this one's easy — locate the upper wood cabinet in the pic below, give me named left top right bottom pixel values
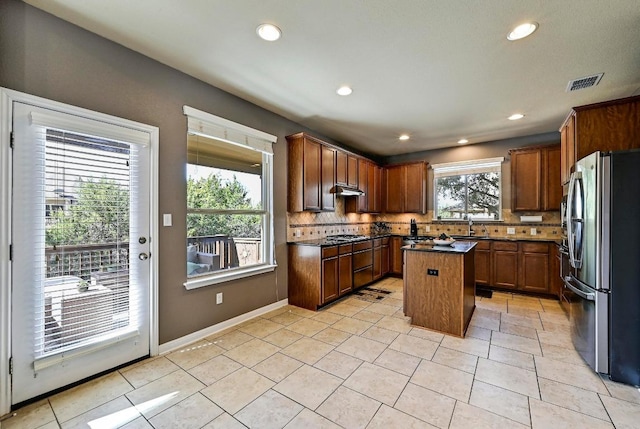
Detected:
left=384, top=161, right=428, bottom=213
left=287, top=133, right=335, bottom=212
left=346, top=158, right=382, bottom=213
left=510, top=144, right=561, bottom=212
left=336, top=150, right=358, bottom=188
left=560, top=95, right=640, bottom=185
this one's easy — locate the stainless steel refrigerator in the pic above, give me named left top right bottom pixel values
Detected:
left=566, top=149, right=640, bottom=385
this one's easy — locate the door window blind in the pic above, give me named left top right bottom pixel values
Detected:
left=26, top=127, right=141, bottom=358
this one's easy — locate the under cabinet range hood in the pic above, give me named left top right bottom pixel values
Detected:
left=330, top=185, right=364, bottom=196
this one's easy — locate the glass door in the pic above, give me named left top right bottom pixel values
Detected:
left=11, top=102, right=151, bottom=405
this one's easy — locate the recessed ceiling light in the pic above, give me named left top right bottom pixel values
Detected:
left=507, top=22, right=538, bottom=41
left=458, top=139, right=469, bottom=144
left=256, top=24, right=281, bottom=41
left=399, top=134, right=410, bottom=141
left=336, top=86, right=353, bottom=96
left=508, top=113, right=525, bottom=120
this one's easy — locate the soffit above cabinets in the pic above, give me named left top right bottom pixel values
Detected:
left=24, top=0, right=640, bottom=156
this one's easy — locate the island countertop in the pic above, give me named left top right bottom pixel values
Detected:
left=402, top=241, right=477, bottom=254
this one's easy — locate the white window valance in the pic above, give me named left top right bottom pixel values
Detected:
left=183, top=106, right=276, bottom=154
left=431, top=157, right=504, bottom=178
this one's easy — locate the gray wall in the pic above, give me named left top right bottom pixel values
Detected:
left=0, top=0, right=333, bottom=344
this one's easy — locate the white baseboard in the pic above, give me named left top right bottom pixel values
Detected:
left=158, top=298, right=289, bottom=355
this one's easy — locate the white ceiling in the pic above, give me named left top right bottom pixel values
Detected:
left=25, top=0, right=640, bottom=156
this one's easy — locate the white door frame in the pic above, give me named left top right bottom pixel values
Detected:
left=0, top=88, right=159, bottom=415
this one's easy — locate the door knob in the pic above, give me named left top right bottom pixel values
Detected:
left=139, top=253, right=149, bottom=260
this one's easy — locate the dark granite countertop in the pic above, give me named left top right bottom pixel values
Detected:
left=287, top=234, right=559, bottom=247
left=402, top=241, right=477, bottom=254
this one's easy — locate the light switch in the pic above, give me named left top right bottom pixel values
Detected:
left=163, top=213, right=172, bottom=227
left=530, top=228, right=537, bottom=236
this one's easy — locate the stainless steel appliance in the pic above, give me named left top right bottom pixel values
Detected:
left=566, top=150, right=640, bottom=385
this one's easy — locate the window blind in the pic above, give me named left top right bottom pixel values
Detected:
left=432, top=157, right=504, bottom=178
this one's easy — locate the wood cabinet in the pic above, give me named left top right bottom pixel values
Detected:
left=492, top=241, right=519, bottom=290
left=289, top=244, right=353, bottom=310
left=510, top=144, right=561, bottom=212
left=336, top=150, right=358, bottom=188
left=384, top=162, right=428, bottom=213
left=404, top=247, right=475, bottom=337
left=287, top=133, right=335, bottom=212
left=381, top=238, right=390, bottom=277
left=346, top=159, right=382, bottom=213
left=338, top=244, right=353, bottom=295
left=321, top=145, right=336, bottom=211
left=473, top=240, right=492, bottom=287
left=321, top=254, right=339, bottom=303
left=472, top=239, right=558, bottom=296
left=352, top=240, right=373, bottom=288
left=560, top=95, right=640, bottom=185
left=372, top=237, right=390, bottom=280
left=519, top=242, right=549, bottom=293
left=390, top=236, right=404, bottom=275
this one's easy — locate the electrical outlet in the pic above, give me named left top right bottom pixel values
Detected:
left=507, top=227, right=516, bottom=234
left=216, top=293, right=223, bottom=304
left=530, top=228, right=537, bottom=236
left=295, top=229, right=301, bottom=237
left=427, top=269, right=439, bottom=276
left=425, top=225, right=430, bottom=232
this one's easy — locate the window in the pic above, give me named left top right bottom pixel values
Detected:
left=183, top=106, right=276, bottom=289
left=433, top=157, right=504, bottom=221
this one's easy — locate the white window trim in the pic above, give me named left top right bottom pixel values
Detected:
left=0, top=87, right=160, bottom=415
left=432, top=157, right=504, bottom=221
left=183, top=106, right=277, bottom=290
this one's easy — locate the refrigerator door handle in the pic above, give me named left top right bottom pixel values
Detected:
left=567, top=171, right=584, bottom=269
left=567, top=172, right=577, bottom=265
left=564, top=276, right=596, bottom=301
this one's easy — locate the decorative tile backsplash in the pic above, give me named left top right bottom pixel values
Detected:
left=287, top=199, right=562, bottom=241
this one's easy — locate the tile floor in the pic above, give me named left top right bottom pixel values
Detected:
left=4, top=277, right=640, bottom=429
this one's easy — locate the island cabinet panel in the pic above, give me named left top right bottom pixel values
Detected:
left=404, top=246, right=475, bottom=337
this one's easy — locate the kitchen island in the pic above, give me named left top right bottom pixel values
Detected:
left=403, top=241, right=476, bottom=337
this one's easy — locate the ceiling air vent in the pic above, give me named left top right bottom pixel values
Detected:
left=566, top=73, right=604, bottom=92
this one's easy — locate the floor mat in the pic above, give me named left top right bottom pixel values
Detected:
left=352, top=286, right=392, bottom=302
left=476, top=288, right=493, bottom=298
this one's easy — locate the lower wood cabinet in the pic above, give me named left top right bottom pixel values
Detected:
left=390, top=236, right=403, bottom=275
left=321, top=256, right=339, bottom=303
left=493, top=242, right=519, bottom=290
left=338, top=247, right=353, bottom=295
left=473, top=240, right=491, bottom=286
left=519, top=242, right=549, bottom=293
left=373, top=237, right=390, bottom=280
left=472, top=239, right=558, bottom=296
